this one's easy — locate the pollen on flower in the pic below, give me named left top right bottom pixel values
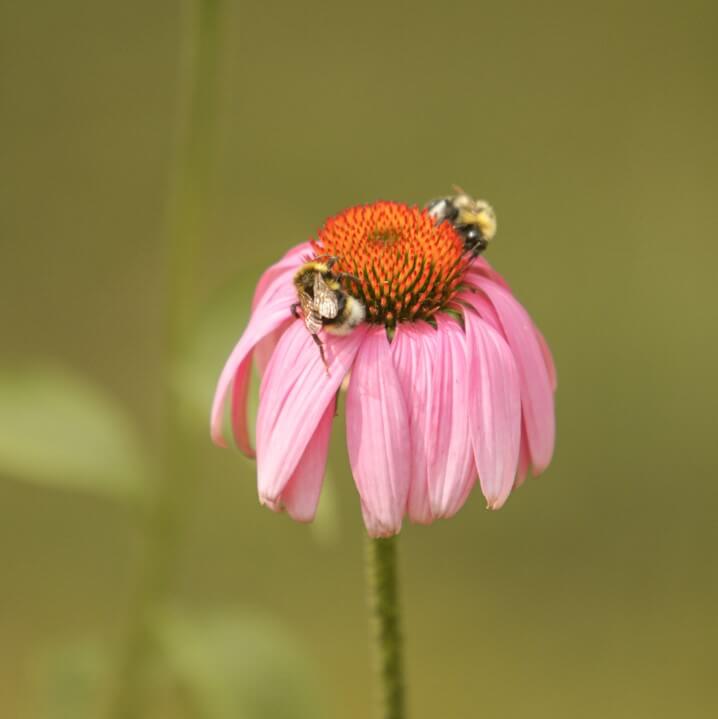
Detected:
left=311, top=201, right=469, bottom=327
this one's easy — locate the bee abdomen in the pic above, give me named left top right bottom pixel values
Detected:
left=324, top=296, right=366, bottom=336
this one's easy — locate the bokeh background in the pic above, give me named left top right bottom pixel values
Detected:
left=2, top=1, right=717, bottom=717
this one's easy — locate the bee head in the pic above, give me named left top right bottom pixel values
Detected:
left=294, top=261, right=331, bottom=293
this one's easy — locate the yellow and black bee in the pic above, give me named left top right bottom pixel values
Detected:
left=426, top=186, right=497, bottom=257
left=291, top=257, right=366, bottom=371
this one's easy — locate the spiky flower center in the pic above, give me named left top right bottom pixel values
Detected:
left=312, top=201, right=468, bottom=327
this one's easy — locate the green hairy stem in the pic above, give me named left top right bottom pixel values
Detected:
left=366, top=536, right=406, bottom=719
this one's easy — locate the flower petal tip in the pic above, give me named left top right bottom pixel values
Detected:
left=211, top=433, right=228, bottom=449
left=259, top=493, right=281, bottom=512
left=260, top=494, right=316, bottom=522
left=407, top=515, right=434, bottom=527
left=362, top=503, right=403, bottom=538
left=367, top=525, right=402, bottom=539
left=486, top=496, right=508, bottom=511
left=285, top=508, right=316, bottom=524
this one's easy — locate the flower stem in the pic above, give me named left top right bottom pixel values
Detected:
left=109, top=2, right=223, bottom=718
left=366, top=536, right=406, bottom=719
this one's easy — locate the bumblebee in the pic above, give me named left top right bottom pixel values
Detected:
left=426, top=186, right=497, bottom=257
left=291, top=257, right=366, bottom=371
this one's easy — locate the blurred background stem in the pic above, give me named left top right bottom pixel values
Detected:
left=109, top=1, right=224, bottom=717
left=366, top=536, right=406, bottom=719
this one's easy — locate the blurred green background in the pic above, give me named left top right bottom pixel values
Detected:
left=2, top=0, right=717, bottom=717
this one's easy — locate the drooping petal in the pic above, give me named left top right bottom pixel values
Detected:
left=535, top=326, right=558, bottom=392
left=251, top=242, right=311, bottom=311
left=253, top=320, right=292, bottom=376
left=469, top=278, right=555, bottom=473
left=426, top=315, right=477, bottom=518
left=273, top=399, right=335, bottom=522
left=256, top=321, right=367, bottom=504
left=210, top=282, right=297, bottom=452
left=230, top=319, right=292, bottom=454
left=463, top=307, right=522, bottom=509
left=392, top=318, right=477, bottom=522
left=391, top=323, right=437, bottom=524
left=514, top=425, right=531, bottom=489
left=346, top=327, right=411, bottom=537
left=459, top=286, right=556, bottom=481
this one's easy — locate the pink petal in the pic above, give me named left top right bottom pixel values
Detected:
left=253, top=320, right=291, bottom=376
left=346, top=327, right=411, bottom=537
left=463, top=307, right=522, bottom=510
left=459, top=287, right=555, bottom=481
left=257, top=321, right=367, bottom=503
left=391, top=323, right=437, bottom=524
left=272, top=400, right=335, bottom=522
left=251, top=243, right=311, bottom=311
left=514, top=425, right=531, bottom=489
left=392, top=319, right=477, bottom=522
left=426, top=315, right=477, bottom=518
left=464, top=257, right=511, bottom=291
left=454, top=288, right=501, bottom=333
left=469, top=278, right=555, bottom=474
left=210, top=281, right=297, bottom=452
left=535, top=326, right=558, bottom=392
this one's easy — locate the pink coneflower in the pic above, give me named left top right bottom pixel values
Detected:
left=211, top=201, right=556, bottom=537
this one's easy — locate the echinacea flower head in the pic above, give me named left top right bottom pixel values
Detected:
left=211, top=201, right=556, bottom=537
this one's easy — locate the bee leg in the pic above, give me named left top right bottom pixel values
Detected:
left=290, top=302, right=301, bottom=319
left=311, top=332, right=330, bottom=375
left=467, top=235, right=488, bottom=256
left=471, top=239, right=488, bottom=256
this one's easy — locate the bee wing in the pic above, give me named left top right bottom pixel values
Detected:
left=313, top=273, right=339, bottom=319
left=299, top=290, right=323, bottom=334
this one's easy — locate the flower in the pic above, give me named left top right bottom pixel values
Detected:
left=211, top=201, right=556, bottom=537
